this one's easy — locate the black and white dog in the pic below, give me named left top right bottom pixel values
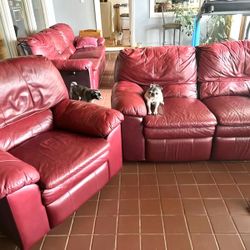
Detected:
left=144, top=83, right=164, bottom=115
left=69, top=82, right=103, bottom=102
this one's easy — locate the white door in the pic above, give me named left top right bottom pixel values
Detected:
left=94, top=0, right=135, bottom=47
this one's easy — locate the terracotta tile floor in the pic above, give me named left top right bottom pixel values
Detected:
left=1, top=52, right=250, bottom=250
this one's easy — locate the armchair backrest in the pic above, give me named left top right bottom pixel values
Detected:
left=114, top=46, right=197, bottom=98
left=0, top=56, right=68, bottom=151
left=197, top=40, right=250, bottom=99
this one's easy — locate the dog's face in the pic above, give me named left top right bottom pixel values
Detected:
left=90, top=90, right=102, bottom=100
left=145, top=84, right=163, bottom=100
left=144, top=83, right=164, bottom=115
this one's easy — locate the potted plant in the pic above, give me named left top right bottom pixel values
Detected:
left=172, top=3, right=198, bottom=37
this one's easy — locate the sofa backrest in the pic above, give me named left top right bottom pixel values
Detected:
left=114, top=46, right=197, bottom=98
left=197, top=40, right=250, bottom=99
left=0, top=56, right=68, bottom=151
left=50, top=23, right=75, bottom=44
left=22, top=23, right=76, bottom=60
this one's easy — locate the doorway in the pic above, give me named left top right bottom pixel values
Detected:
left=95, top=0, right=135, bottom=49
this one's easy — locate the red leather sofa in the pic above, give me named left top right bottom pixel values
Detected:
left=18, top=23, right=106, bottom=89
left=112, top=40, right=250, bottom=161
left=0, top=56, right=123, bottom=249
left=197, top=40, right=250, bottom=160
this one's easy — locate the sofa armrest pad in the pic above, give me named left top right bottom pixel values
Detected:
left=112, top=81, right=147, bottom=117
left=52, top=59, right=92, bottom=71
left=97, top=37, right=105, bottom=46
left=53, top=99, right=124, bottom=137
left=0, top=151, right=40, bottom=199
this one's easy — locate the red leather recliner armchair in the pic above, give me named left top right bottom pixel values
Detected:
left=0, top=56, right=123, bottom=249
left=18, top=23, right=106, bottom=89
left=112, top=46, right=217, bottom=161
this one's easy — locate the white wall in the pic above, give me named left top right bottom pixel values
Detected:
left=52, top=0, right=96, bottom=35
left=134, top=0, right=192, bottom=46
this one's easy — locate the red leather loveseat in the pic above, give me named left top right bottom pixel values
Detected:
left=18, top=23, right=106, bottom=89
left=112, top=40, right=250, bottom=161
left=0, top=56, right=123, bottom=249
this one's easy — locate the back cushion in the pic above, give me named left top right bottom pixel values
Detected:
left=197, top=40, right=250, bottom=99
left=50, top=23, right=75, bottom=44
left=26, top=29, right=59, bottom=59
left=50, top=23, right=76, bottom=53
left=115, top=46, right=197, bottom=98
left=0, top=56, right=68, bottom=150
left=26, top=24, right=76, bottom=59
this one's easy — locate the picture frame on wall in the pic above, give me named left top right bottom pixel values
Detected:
left=150, top=0, right=201, bottom=18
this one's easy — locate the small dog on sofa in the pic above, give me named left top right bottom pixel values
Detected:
left=69, top=82, right=103, bottom=102
left=144, top=83, right=164, bottom=115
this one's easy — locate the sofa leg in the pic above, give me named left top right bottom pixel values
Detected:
left=0, top=185, right=50, bottom=250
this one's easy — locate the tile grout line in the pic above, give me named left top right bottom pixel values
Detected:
left=38, top=235, right=46, bottom=250
left=155, top=162, right=168, bottom=250
left=114, top=173, right=121, bottom=250
left=210, top=165, right=247, bottom=250
left=137, top=162, right=142, bottom=250
left=64, top=211, right=76, bottom=250
left=173, top=162, right=194, bottom=250
left=89, top=192, right=101, bottom=250
left=195, top=161, right=220, bottom=250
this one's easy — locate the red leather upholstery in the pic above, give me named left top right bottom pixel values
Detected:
left=146, top=138, right=213, bottom=161
left=143, top=98, right=216, bottom=129
left=0, top=185, right=50, bottom=250
left=0, top=151, right=39, bottom=199
left=197, top=40, right=250, bottom=160
left=203, top=96, right=250, bottom=126
left=112, top=46, right=216, bottom=161
left=17, top=23, right=106, bottom=89
left=0, top=110, right=53, bottom=151
left=53, top=99, right=124, bottom=137
left=115, top=46, right=197, bottom=87
left=197, top=40, right=250, bottom=99
left=9, top=131, right=109, bottom=190
left=0, top=56, right=123, bottom=249
left=112, top=81, right=147, bottom=117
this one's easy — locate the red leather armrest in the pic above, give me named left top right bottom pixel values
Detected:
left=52, top=59, right=93, bottom=71
left=0, top=151, right=40, bottom=199
left=53, top=99, right=124, bottom=137
left=111, top=81, right=147, bottom=117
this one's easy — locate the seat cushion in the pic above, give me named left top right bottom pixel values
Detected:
left=70, top=46, right=105, bottom=59
left=143, top=98, right=217, bottom=138
left=203, top=96, right=250, bottom=126
left=9, top=130, right=109, bottom=190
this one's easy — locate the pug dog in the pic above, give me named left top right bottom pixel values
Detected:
left=69, top=82, right=103, bottom=102
left=144, top=83, right=164, bottom=115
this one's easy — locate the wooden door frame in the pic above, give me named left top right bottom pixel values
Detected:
left=93, top=0, right=136, bottom=47
left=0, top=0, right=18, bottom=57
